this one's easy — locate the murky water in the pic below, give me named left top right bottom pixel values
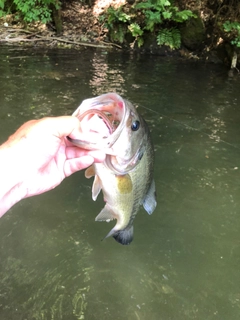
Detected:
left=0, top=46, right=240, bottom=320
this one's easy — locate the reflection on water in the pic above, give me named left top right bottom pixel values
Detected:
left=89, top=51, right=126, bottom=97
left=1, top=47, right=240, bottom=319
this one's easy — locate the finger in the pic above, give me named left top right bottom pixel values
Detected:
left=64, top=156, right=94, bottom=177
left=66, top=147, right=106, bottom=162
left=42, top=116, right=81, bottom=138
left=55, top=116, right=81, bottom=137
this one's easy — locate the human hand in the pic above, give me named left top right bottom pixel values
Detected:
left=0, top=116, right=105, bottom=215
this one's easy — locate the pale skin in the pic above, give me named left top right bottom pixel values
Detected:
left=0, top=116, right=106, bottom=217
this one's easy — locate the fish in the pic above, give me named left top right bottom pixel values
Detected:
left=68, top=93, right=157, bottom=245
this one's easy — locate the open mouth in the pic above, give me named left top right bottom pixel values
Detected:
left=67, top=95, right=126, bottom=151
left=77, top=109, right=120, bottom=143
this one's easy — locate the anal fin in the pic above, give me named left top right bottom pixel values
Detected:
left=95, top=204, right=115, bottom=222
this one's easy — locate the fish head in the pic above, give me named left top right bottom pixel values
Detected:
left=105, top=99, right=148, bottom=174
left=68, top=93, right=147, bottom=174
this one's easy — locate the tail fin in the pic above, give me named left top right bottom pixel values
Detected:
left=103, top=225, right=134, bottom=245
left=112, top=226, right=134, bottom=245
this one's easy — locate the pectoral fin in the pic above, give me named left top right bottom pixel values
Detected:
left=143, top=180, right=157, bottom=215
left=85, top=165, right=95, bottom=178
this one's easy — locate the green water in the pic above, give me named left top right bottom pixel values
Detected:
left=0, top=46, right=240, bottom=320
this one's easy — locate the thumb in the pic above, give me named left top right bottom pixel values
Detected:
left=42, top=116, right=81, bottom=138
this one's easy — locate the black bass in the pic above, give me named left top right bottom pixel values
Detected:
left=68, top=93, right=157, bottom=245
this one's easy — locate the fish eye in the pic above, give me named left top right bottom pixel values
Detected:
left=131, top=120, right=140, bottom=131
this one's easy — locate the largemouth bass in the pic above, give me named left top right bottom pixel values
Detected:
left=68, top=93, right=157, bottom=245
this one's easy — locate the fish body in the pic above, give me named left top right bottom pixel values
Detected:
left=69, top=93, right=157, bottom=245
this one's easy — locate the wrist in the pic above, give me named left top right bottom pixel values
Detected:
left=0, top=182, right=26, bottom=217
left=0, top=141, right=27, bottom=216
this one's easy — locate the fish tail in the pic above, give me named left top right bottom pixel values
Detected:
left=104, top=226, right=134, bottom=245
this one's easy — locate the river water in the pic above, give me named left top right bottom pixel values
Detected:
left=0, top=46, right=240, bottom=320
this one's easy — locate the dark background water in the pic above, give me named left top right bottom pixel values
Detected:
left=0, top=46, right=240, bottom=320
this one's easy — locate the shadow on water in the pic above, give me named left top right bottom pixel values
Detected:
left=0, top=46, right=240, bottom=319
